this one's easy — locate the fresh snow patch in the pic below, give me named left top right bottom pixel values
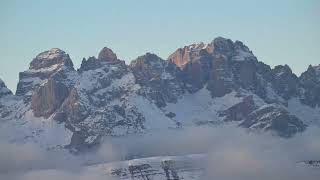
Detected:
left=28, top=64, right=60, bottom=73
left=130, top=95, right=177, bottom=130
left=164, top=88, right=243, bottom=126
left=36, top=48, right=64, bottom=60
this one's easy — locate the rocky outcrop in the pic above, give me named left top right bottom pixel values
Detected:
left=206, top=55, right=234, bottom=97
left=22, top=49, right=77, bottom=118
left=130, top=53, right=184, bottom=107
left=31, top=79, right=70, bottom=118
left=272, top=65, right=299, bottom=100
left=169, top=37, right=260, bottom=97
left=98, top=47, right=118, bottom=61
left=16, top=48, right=76, bottom=105
left=29, top=48, right=73, bottom=70
left=299, top=65, right=320, bottom=107
left=54, top=49, right=146, bottom=150
left=240, top=104, right=306, bottom=137
left=168, top=42, right=210, bottom=68
left=219, top=96, right=256, bottom=121
left=0, top=79, right=12, bottom=98
left=79, top=48, right=120, bottom=72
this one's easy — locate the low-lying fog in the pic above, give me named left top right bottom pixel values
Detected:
left=1, top=125, right=320, bottom=180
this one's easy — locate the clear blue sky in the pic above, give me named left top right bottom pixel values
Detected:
left=1, top=0, right=319, bottom=92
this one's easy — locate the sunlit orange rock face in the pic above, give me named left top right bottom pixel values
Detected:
left=168, top=42, right=213, bottom=68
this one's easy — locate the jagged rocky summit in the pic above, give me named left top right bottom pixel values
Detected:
left=1, top=37, right=319, bottom=152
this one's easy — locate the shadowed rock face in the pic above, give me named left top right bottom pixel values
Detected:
left=299, top=65, right=320, bottom=107
left=272, top=65, right=299, bottom=100
left=16, top=48, right=75, bottom=99
left=31, top=79, right=70, bottom=118
left=220, top=95, right=256, bottom=122
left=207, top=55, right=234, bottom=97
left=15, top=48, right=77, bottom=118
left=55, top=52, right=146, bottom=151
left=130, top=53, right=167, bottom=84
left=130, top=53, right=184, bottom=107
left=212, top=37, right=235, bottom=57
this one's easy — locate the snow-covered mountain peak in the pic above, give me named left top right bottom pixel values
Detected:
left=169, top=37, right=256, bottom=69
left=210, top=37, right=256, bottom=61
left=211, top=36, right=234, bottom=51
left=35, top=48, right=64, bottom=59
left=14, top=49, right=78, bottom=120
left=168, top=41, right=213, bottom=68
left=130, top=53, right=165, bottom=68
left=185, top=42, right=207, bottom=51
left=273, top=65, right=294, bottom=78
left=30, top=48, right=74, bottom=70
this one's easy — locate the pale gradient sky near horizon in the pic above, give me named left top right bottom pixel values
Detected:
left=0, top=0, right=319, bottom=92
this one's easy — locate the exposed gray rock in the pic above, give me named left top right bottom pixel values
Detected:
left=299, top=65, right=320, bottom=107
left=130, top=53, right=184, bottom=107
left=240, top=104, right=306, bottom=137
left=212, top=37, right=235, bottom=57
left=272, top=65, right=299, bottom=100
left=0, top=78, right=12, bottom=98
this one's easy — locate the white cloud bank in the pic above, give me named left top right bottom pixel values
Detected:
left=0, top=125, right=319, bottom=180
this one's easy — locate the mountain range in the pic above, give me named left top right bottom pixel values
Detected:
left=0, top=37, right=319, bottom=154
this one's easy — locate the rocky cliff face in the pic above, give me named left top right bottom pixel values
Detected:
left=54, top=47, right=146, bottom=151
left=299, top=65, right=320, bottom=108
left=0, top=37, right=319, bottom=152
left=16, top=48, right=77, bottom=106
left=240, top=104, right=306, bottom=137
left=168, top=37, right=258, bottom=96
left=130, top=53, right=184, bottom=107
